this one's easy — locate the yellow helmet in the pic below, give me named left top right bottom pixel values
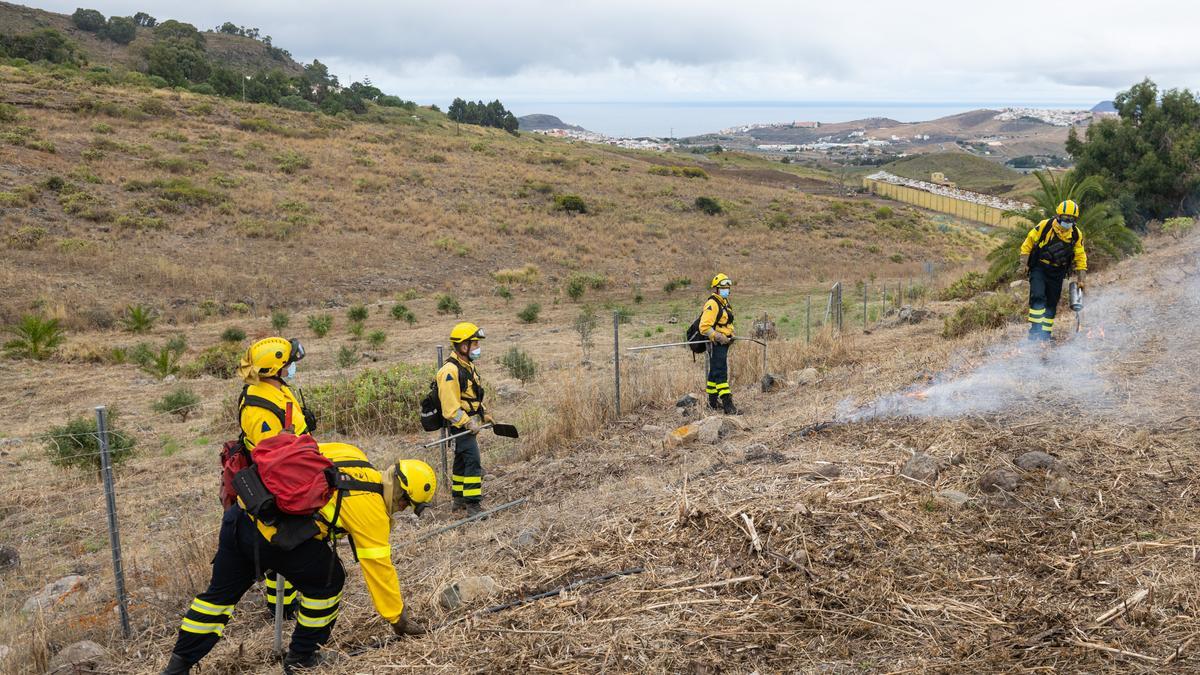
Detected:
left=449, top=322, right=485, bottom=344
left=238, top=337, right=304, bottom=380
left=710, top=273, right=732, bottom=289
left=388, top=459, right=436, bottom=516
left=1055, top=200, right=1080, bottom=220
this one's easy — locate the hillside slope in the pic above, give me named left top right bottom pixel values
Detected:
left=0, top=1, right=304, bottom=76
left=884, top=152, right=1038, bottom=197
left=0, top=61, right=993, bottom=331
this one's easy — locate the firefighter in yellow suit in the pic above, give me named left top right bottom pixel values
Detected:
left=1019, top=200, right=1088, bottom=341
left=438, top=322, right=492, bottom=515
left=158, top=446, right=436, bottom=675
left=700, top=273, right=737, bottom=415
left=236, top=337, right=314, bottom=616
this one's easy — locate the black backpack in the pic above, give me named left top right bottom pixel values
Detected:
left=685, top=295, right=730, bottom=354
left=419, top=359, right=485, bottom=432
left=1030, top=220, right=1080, bottom=270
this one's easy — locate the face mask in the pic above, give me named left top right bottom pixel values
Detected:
left=1058, top=219, right=1075, bottom=229
left=469, top=347, right=482, bottom=361
left=284, top=362, right=296, bottom=380
left=719, top=288, right=730, bottom=299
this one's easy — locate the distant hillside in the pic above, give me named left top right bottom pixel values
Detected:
left=518, top=114, right=587, bottom=132
left=884, top=152, right=1034, bottom=196
left=1091, top=100, right=1116, bottom=113
left=0, top=1, right=305, bottom=76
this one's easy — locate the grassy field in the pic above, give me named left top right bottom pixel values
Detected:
left=883, top=152, right=1040, bottom=197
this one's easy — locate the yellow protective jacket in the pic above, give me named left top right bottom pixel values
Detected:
left=252, top=442, right=405, bottom=623
left=698, top=293, right=735, bottom=340
left=239, top=382, right=308, bottom=451
left=1020, top=219, right=1087, bottom=271
left=437, top=353, right=485, bottom=429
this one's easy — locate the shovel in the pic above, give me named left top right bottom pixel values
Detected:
left=422, top=423, right=519, bottom=448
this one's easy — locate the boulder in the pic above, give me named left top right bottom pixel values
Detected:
left=0, top=545, right=17, bottom=571
left=978, top=468, right=1021, bottom=494
left=792, top=368, right=819, bottom=386
left=439, top=576, right=499, bottom=610
left=896, top=306, right=933, bottom=325
left=0, top=644, right=9, bottom=663
left=665, top=424, right=700, bottom=448
left=495, top=381, right=528, bottom=402
left=760, top=373, right=785, bottom=393
left=744, top=444, right=785, bottom=464
left=1009, top=279, right=1031, bottom=293
left=23, top=575, right=87, bottom=613
left=675, top=393, right=699, bottom=409
left=513, top=528, right=539, bottom=550
left=812, top=463, right=842, bottom=479
left=48, top=641, right=104, bottom=673
left=934, top=489, right=971, bottom=509
left=697, top=416, right=740, bottom=444
left=899, top=454, right=940, bottom=484
left=1015, top=451, right=1060, bottom=473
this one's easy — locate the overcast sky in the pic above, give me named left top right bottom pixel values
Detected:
left=28, top=1, right=1200, bottom=109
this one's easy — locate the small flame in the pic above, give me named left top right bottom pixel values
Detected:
left=905, top=390, right=929, bottom=400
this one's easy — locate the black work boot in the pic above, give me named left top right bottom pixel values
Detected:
left=465, top=502, right=488, bottom=520
left=720, top=395, right=739, bottom=416
left=159, top=654, right=192, bottom=675
left=283, top=650, right=335, bottom=674
left=707, top=393, right=721, bottom=410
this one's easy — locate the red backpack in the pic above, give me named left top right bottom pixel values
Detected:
left=251, top=432, right=334, bottom=515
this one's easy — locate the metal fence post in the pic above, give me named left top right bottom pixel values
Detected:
left=863, top=282, right=868, bottom=332
left=96, top=406, right=130, bottom=639
left=436, top=346, right=448, bottom=499
left=806, top=294, right=811, bottom=344
left=273, top=572, right=284, bottom=655
left=613, top=312, right=621, bottom=418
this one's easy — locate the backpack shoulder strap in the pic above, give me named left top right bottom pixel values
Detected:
left=241, top=393, right=287, bottom=427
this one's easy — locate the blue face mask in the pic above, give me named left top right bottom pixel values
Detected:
left=284, top=362, right=297, bottom=380
left=1058, top=219, right=1075, bottom=230
left=719, top=288, right=730, bottom=299
left=469, top=347, right=482, bottom=361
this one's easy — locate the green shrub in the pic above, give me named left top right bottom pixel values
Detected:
left=120, top=304, right=158, bottom=333
left=494, top=285, right=513, bottom=303
left=278, top=95, right=316, bottom=112
left=115, top=214, right=166, bottom=230
left=348, top=321, right=365, bottom=339
left=390, top=304, right=416, bottom=324
left=648, top=165, right=709, bottom=179
left=565, top=272, right=607, bottom=301
left=517, top=302, right=541, bottom=324
left=694, top=196, right=723, bottom=215
left=939, top=271, right=989, bottom=301
left=5, top=226, right=47, bottom=250
left=165, top=334, right=187, bottom=355
left=220, top=327, right=246, bottom=343
left=613, top=306, right=634, bottom=324
left=367, top=330, right=387, bottom=348
left=181, top=343, right=241, bottom=379
left=492, top=264, right=540, bottom=285
left=553, top=194, right=588, bottom=214
left=274, top=150, right=311, bottom=174
left=3, top=315, right=66, bottom=360
left=500, top=346, right=536, bottom=382
left=308, top=313, right=333, bottom=337
left=337, top=345, right=359, bottom=368
left=142, top=345, right=181, bottom=380
left=436, top=294, right=462, bottom=316
left=942, top=293, right=1025, bottom=338
left=44, top=411, right=135, bottom=474
left=347, top=304, right=369, bottom=322
left=889, top=253, right=905, bottom=263
left=305, top=362, right=431, bottom=435
left=1162, top=217, right=1196, bottom=239
left=72, top=8, right=106, bottom=32
left=128, top=341, right=156, bottom=367
left=875, top=206, right=894, bottom=219
left=139, top=97, right=174, bottom=117
left=662, top=277, right=692, bottom=293
left=271, top=310, right=290, bottom=330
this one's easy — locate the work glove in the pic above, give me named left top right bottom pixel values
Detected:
left=1075, top=270, right=1087, bottom=289
left=391, top=606, right=427, bottom=636
left=482, top=412, right=495, bottom=425
left=465, top=418, right=482, bottom=435
left=715, top=333, right=732, bottom=345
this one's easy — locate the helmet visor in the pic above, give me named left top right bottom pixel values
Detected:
left=288, top=338, right=305, bottom=364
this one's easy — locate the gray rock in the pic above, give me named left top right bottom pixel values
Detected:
left=896, top=306, right=933, bottom=324
left=814, top=463, right=842, bottom=479
left=760, top=373, right=784, bottom=393
left=514, top=527, right=539, bottom=550
left=792, top=368, right=819, bottom=386
left=1015, top=451, right=1059, bottom=473
left=978, top=468, right=1021, bottom=494
left=697, top=416, right=739, bottom=444
left=744, top=444, right=786, bottom=464
left=360, top=351, right=382, bottom=362
left=934, top=490, right=971, bottom=508
left=1010, top=279, right=1031, bottom=293
left=495, top=381, right=528, bottom=402
left=0, top=644, right=10, bottom=663
left=675, top=393, right=699, bottom=408
left=48, top=640, right=104, bottom=672
left=0, top=438, right=23, bottom=447
left=439, top=575, right=499, bottom=610
left=162, top=374, right=177, bottom=383
left=900, top=453, right=940, bottom=484
left=23, top=575, right=87, bottom=613
left=0, top=545, right=18, bottom=571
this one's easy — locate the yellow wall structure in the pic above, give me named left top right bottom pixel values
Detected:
left=863, top=178, right=1027, bottom=227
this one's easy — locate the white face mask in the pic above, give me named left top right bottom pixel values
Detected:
left=285, top=362, right=297, bottom=380
left=719, top=288, right=731, bottom=299
left=469, top=347, right=482, bottom=361
left=1058, top=219, right=1075, bottom=229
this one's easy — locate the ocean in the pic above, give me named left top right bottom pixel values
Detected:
left=508, top=100, right=1096, bottom=139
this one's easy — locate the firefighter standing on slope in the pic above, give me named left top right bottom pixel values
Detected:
left=438, top=322, right=491, bottom=515
left=700, top=273, right=738, bottom=415
left=158, top=446, right=436, bottom=674
left=235, top=337, right=315, bottom=619
left=1020, top=200, right=1088, bottom=341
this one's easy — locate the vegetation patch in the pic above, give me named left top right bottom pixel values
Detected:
left=942, top=292, right=1024, bottom=338
left=306, top=363, right=433, bottom=435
